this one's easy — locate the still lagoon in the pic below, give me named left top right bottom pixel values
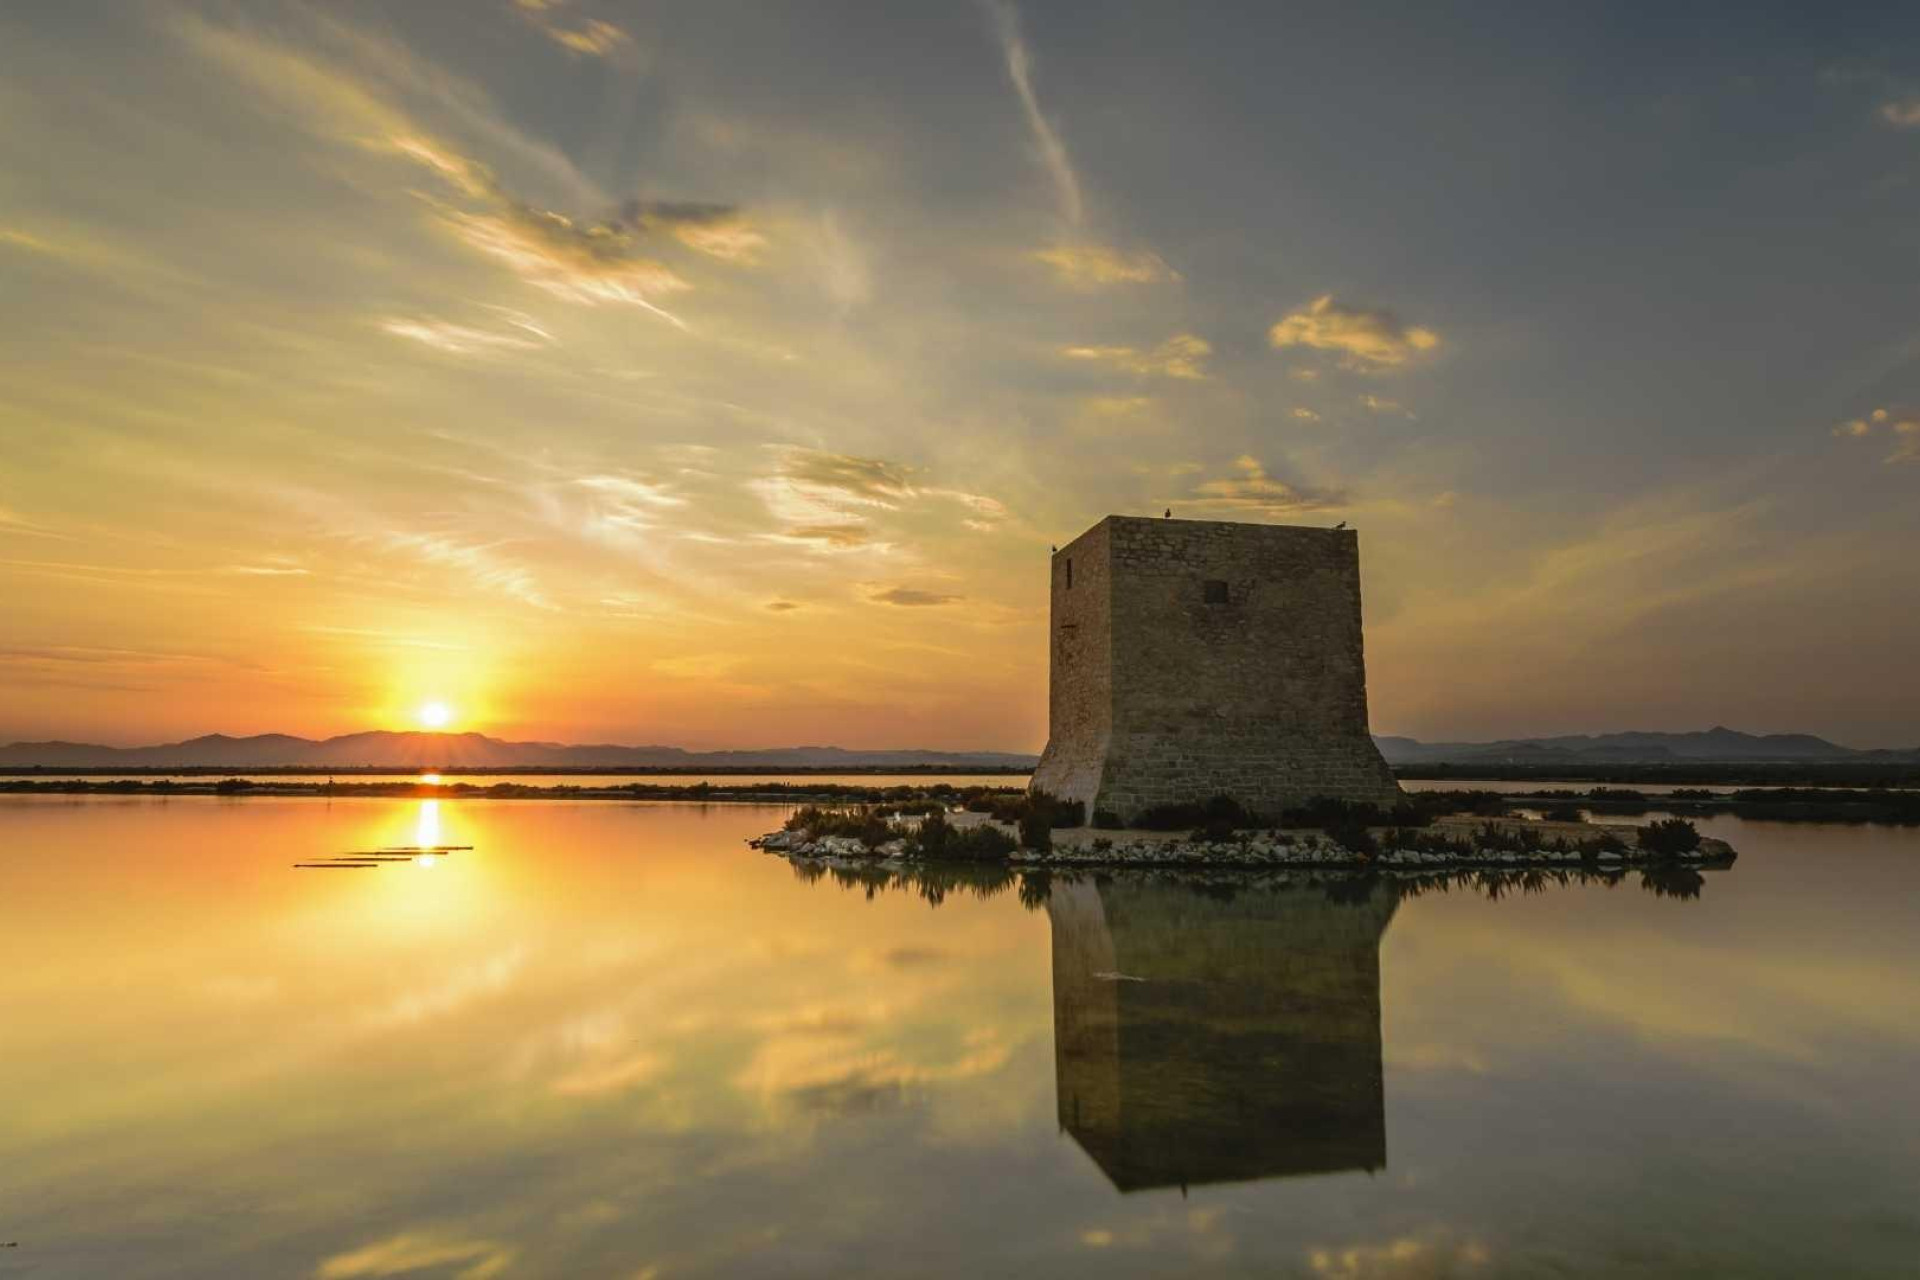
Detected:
left=3, top=795, right=1917, bottom=1277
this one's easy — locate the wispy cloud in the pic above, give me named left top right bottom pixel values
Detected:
left=316, top=1230, right=518, bottom=1280
left=380, top=313, right=554, bottom=355
left=1061, top=334, right=1210, bottom=380
left=1270, top=295, right=1441, bottom=370
left=1879, top=99, right=1920, bottom=128
left=869, top=586, right=962, bottom=607
left=1358, top=393, right=1413, bottom=418
left=1032, top=243, right=1177, bottom=289
left=1185, top=456, right=1347, bottom=516
left=1830, top=406, right=1920, bottom=463
left=512, top=0, right=634, bottom=61
left=988, top=1, right=1082, bottom=224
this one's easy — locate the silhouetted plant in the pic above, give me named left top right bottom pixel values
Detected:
left=1325, top=820, right=1378, bottom=856
left=1637, top=817, right=1703, bottom=857
left=1018, top=808, right=1052, bottom=852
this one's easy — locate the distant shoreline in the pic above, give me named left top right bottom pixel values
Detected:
left=0, top=764, right=1035, bottom=778
left=4, top=761, right=1917, bottom=787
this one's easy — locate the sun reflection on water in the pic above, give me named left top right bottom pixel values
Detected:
left=414, top=799, right=441, bottom=850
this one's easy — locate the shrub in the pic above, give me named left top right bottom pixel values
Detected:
left=1190, top=817, right=1241, bottom=844
left=1133, top=801, right=1207, bottom=831
left=1326, top=820, right=1378, bottom=856
left=1543, top=804, right=1587, bottom=823
left=783, top=805, right=892, bottom=848
left=946, top=824, right=1018, bottom=861
left=1137, top=794, right=1256, bottom=831
left=1384, top=828, right=1472, bottom=857
left=910, top=811, right=1016, bottom=862
left=1018, top=809, right=1052, bottom=852
left=1637, top=818, right=1702, bottom=858
left=1091, top=809, right=1124, bottom=830
left=214, top=777, right=253, bottom=794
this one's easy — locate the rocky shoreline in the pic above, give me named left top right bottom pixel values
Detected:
left=750, top=817, right=1737, bottom=872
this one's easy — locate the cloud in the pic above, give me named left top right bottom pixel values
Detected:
left=1185, top=456, right=1347, bottom=516
left=374, top=531, right=553, bottom=609
left=988, top=1, right=1083, bottom=224
left=766, top=599, right=802, bottom=612
left=441, top=205, right=692, bottom=325
left=870, top=586, right=962, bottom=607
left=1879, top=99, right=1920, bottom=128
left=316, top=1231, right=517, bottom=1280
left=614, top=200, right=767, bottom=262
left=1358, top=393, right=1413, bottom=417
left=575, top=474, right=686, bottom=508
left=776, top=450, right=918, bottom=507
left=384, top=132, right=764, bottom=322
left=550, top=1048, right=664, bottom=1097
left=748, top=448, right=1006, bottom=548
left=1061, top=333, right=1210, bottom=380
left=1082, top=394, right=1152, bottom=418
left=223, top=564, right=310, bottom=577
left=380, top=314, right=553, bottom=355
left=1290, top=407, right=1321, bottom=422
left=1270, top=295, right=1441, bottom=370
left=1830, top=407, right=1920, bottom=463
left=1033, top=243, right=1178, bottom=288
left=513, top=0, right=634, bottom=60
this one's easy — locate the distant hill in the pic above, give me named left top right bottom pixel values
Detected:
left=0, top=732, right=1039, bottom=771
left=1372, top=726, right=1919, bottom=765
left=4, top=726, right=1914, bottom=771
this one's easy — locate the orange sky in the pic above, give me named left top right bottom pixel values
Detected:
left=3, top=3, right=1919, bottom=749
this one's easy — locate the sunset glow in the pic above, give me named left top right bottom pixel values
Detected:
left=1, top=3, right=1917, bottom=751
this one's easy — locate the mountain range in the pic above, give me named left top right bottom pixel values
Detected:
left=1372, top=726, right=1919, bottom=765
left=0, top=732, right=1039, bottom=770
left=0, top=726, right=1913, bottom=769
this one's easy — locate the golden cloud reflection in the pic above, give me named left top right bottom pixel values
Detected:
left=4, top=801, right=1920, bottom=1276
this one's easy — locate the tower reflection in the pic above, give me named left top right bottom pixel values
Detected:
left=1048, top=877, right=1397, bottom=1193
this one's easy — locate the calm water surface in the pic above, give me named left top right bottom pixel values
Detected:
left=3, top=797, right=1917, bottom=1278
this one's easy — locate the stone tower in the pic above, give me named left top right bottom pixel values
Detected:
left=1030, top=515, right=1400, bottom=822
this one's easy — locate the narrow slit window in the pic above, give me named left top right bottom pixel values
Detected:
left=1065, top=558, right=1073, bottom=589
left=1203, top=579, right=1229, bottom=604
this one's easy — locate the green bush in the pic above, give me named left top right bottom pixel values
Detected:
left=1091, top=809, right=1123, bottom=830
left=1637, top=818, right=1703, bottom=857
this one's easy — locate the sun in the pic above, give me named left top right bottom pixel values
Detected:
left=417, top=701, right=454, bottom=730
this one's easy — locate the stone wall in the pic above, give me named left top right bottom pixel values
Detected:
left=1031, top=515, right=1401, bottom=821
left=1029, top=519, right=1114, bottom=807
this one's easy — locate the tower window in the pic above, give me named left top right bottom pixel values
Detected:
left=1203, top=579, right=1229, bottom=604
left=1066, top=558, right=1073, bottom=589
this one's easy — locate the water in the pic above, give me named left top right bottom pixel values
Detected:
left=2, top=797, right=1916, bottom=1277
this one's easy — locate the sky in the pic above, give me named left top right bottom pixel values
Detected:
left=2, top=1, right=1919, bottom=751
